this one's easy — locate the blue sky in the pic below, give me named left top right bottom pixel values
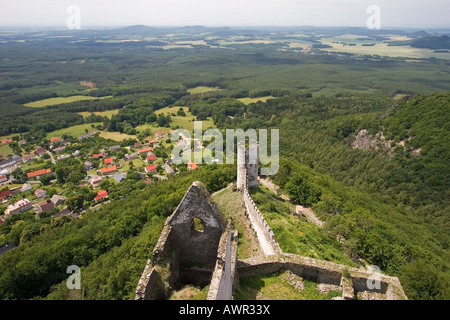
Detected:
left=0, top=0, right=449, bottom=28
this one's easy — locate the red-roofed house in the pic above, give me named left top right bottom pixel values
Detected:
left=1, top=138, right=13, bottom=145
left=53, top=146, right=66, bottom=154
left=187, top=161, right=199, bottom=170
left=36, top=200, right=54, bottom=215
left=34, top=147, right=46, bottom=156
left=34, top=189, right=47, bottom=199
left=90, top=176, right=102, bottom=189
left=138, top=146, right=153, bottom=154
left=156, top=131, right=164, bottom=138
left=101, top=165, right=117, bottom=175
left=0, top=175, right=8, bottom=183
left=104, top=157, right=114, bottom=165
left=22, top=154, right=36, bottom=164
left=92, top=153, right=104, bottom=159
left=27, top=168, right=52, bottom=180
left=94, top=190, right=108, bottom=201
left=50, top=137, right=60, bottom=143
left=0, top=189, right=12, bottom=200
left=145, top=164, right=157, bottom=174
left=145, top=154, right=157, bottom=162
left=149, top=138, right=159, bottom=144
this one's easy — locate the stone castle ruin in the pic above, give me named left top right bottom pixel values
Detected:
left=135, top=182, right=239, bottom=300
left=136, top=141, right=407, bottom=300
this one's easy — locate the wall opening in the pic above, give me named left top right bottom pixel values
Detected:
left=193, top=217, right=204, bottom=232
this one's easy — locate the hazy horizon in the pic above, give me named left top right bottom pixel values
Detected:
left=1, top=0, right=449, bottom=29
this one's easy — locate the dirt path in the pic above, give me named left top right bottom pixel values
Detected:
left=302, top=207, right=324, bottom=227
left=259, top=177, right=324, bottom=227
left=211, top=182, right=234, bottom=197
left=46, top=150, right=55, bottom=165
left=259, top=177, right=290, bottom=201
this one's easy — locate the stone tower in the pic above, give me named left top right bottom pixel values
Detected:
left=246, top=140, right=259, bottom=188
left=237, top=139, right=259, bottom=190
left=236, top=141, right=246, bottom=190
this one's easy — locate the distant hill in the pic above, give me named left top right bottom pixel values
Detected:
left=389, top=35, right=450, bottom=49
left=410, top=35, right=450, bottom=49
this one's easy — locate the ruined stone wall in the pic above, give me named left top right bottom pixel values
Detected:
left=207, top=221, right=239, bottom=300
left=135, top=266, right=168, bottom=300
left=243, top=187, right=282, bottom=255
left=237, top=254, right=407, bottom=300
left=152, top=224, right=175, bottom=264
left=167, top=182, right=227, bottom=268
left=136, top=182, right=231, bottom=300
left=135, top=222, right=177, bottom=300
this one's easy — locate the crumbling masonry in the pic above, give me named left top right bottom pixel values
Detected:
left=135, top=181, right=239, bottom=300
left=136, top=143, right=407, bottom=300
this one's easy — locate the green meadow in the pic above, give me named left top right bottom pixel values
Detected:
left=45, top=123, right=102, bottom=140
left=0, top=144, right=13, bottom=158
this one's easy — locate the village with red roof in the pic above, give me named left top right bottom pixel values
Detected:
left=0, top=129, right=201, bottom=226
left=101, top=165, right=117, bottom=175
left=104, top=157, right=114, bottom=165
left=145, top=164, right=157, bottom=173
left=138, top=146, right=153, bottom=154
left=26, top=168, right=52, bottom=179
left=94, top=190, right=108, bottom=201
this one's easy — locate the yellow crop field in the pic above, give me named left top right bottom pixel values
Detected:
left=238, top=96, right=276, bottom=105
left=78, top=109, right=119, bottom=119
left=99, top=131, right=136, bottom=141
left=187, top=86, right=221, bottom=95
left=24, top=95, right=112, bottom=108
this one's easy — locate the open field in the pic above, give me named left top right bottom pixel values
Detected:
left=174, top=40, right=208, bottom=46
left=320, top=35, right=450, bottom=60
left=238, top=96, right=276, bottom=105
left=78, top=109, right=120, bottom=119
left=8, top=81, right=89, bottom=97
left=0, top=144, right=13, bottom=158
left=45, top=123, right=102, bottom=139
left=99, top=131, right=137, bottom=141
left=118, top=158, right=145, bottom=172
left=187, top=86, right=221, bottom=95
left=24, top=95, right=112, bottom=108
left=147, top=106, right=214, bottom=133
left=135, top=124, right=172, bottom=139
